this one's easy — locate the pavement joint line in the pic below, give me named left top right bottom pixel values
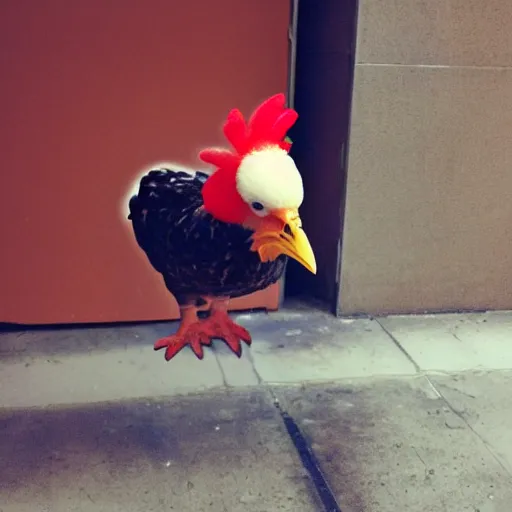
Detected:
left=213, top=351, right=229, bottom=388
left=270, top=390, right=342, bottom=512
left=245, top=345, right=264, bottom=385
left=374, top=317, right=422, bottom=373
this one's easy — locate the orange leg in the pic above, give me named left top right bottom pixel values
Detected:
left=154, top=298, right=252, bottom=361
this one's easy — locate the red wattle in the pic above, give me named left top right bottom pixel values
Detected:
left=201, top=168, right=249, bottom=225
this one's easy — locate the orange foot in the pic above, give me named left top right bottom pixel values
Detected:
left=154, top=303, right=252, bottom=361
left=201, top=309, right=252, bottom=357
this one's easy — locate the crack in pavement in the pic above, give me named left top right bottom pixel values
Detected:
left=425, top=375, right=512, bottom=478
left=375, top=317, right=512, bottom=477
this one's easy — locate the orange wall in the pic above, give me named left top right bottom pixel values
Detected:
left=0, top=0, right=290, bottom=324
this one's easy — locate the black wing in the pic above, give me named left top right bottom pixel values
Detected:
left=128, top=168, right=206, bottom=275
left=128, top=167, right=286, bottom=301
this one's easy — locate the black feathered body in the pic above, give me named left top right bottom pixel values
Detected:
left=128, top=168, right=287, bottom=305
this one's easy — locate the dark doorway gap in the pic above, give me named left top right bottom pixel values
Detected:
left=284, top=0, right=359, bottom=315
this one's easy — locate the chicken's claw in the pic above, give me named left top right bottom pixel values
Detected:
left=204, top=310, right=252, bottom=357
left=154, top=310, right=251, bottom=361
left=154, top=325, right=212, bottom=361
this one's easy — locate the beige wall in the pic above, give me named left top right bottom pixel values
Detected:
left=339, top=0, right=512, bottom=315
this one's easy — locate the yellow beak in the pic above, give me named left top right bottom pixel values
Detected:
left=250, top=209, right=317, bottom=274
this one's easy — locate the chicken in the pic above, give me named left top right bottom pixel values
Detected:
left=128, top=93, right=316, bottom=361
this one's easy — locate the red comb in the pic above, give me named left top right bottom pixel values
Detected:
left=199, top=93, right=297, bottom=169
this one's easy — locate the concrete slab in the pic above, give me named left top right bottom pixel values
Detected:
left=238, top=309, right=417, bottom=383
left=429, top=370, right=512, bottom=474
left=3, top=308, right=512, bottom=511
left=275, top=377, right=512, bottom=512
left=0, top=307, right=419, bottom=408
left=0, top=330, right=225, bottom=408
left=0, top=390, right=320, bottom=512
left=213, top=339, right=260, bottom=388
left=379, top=311, right=512, bottom=372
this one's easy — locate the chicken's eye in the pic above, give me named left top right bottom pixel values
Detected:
left=251, top=202, right=265, bottom=211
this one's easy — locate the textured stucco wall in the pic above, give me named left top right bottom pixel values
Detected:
left=340, top=0, right=512, bottom=314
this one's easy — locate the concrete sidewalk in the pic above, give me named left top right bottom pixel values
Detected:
left=1, top=306, right=512, bottom=511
